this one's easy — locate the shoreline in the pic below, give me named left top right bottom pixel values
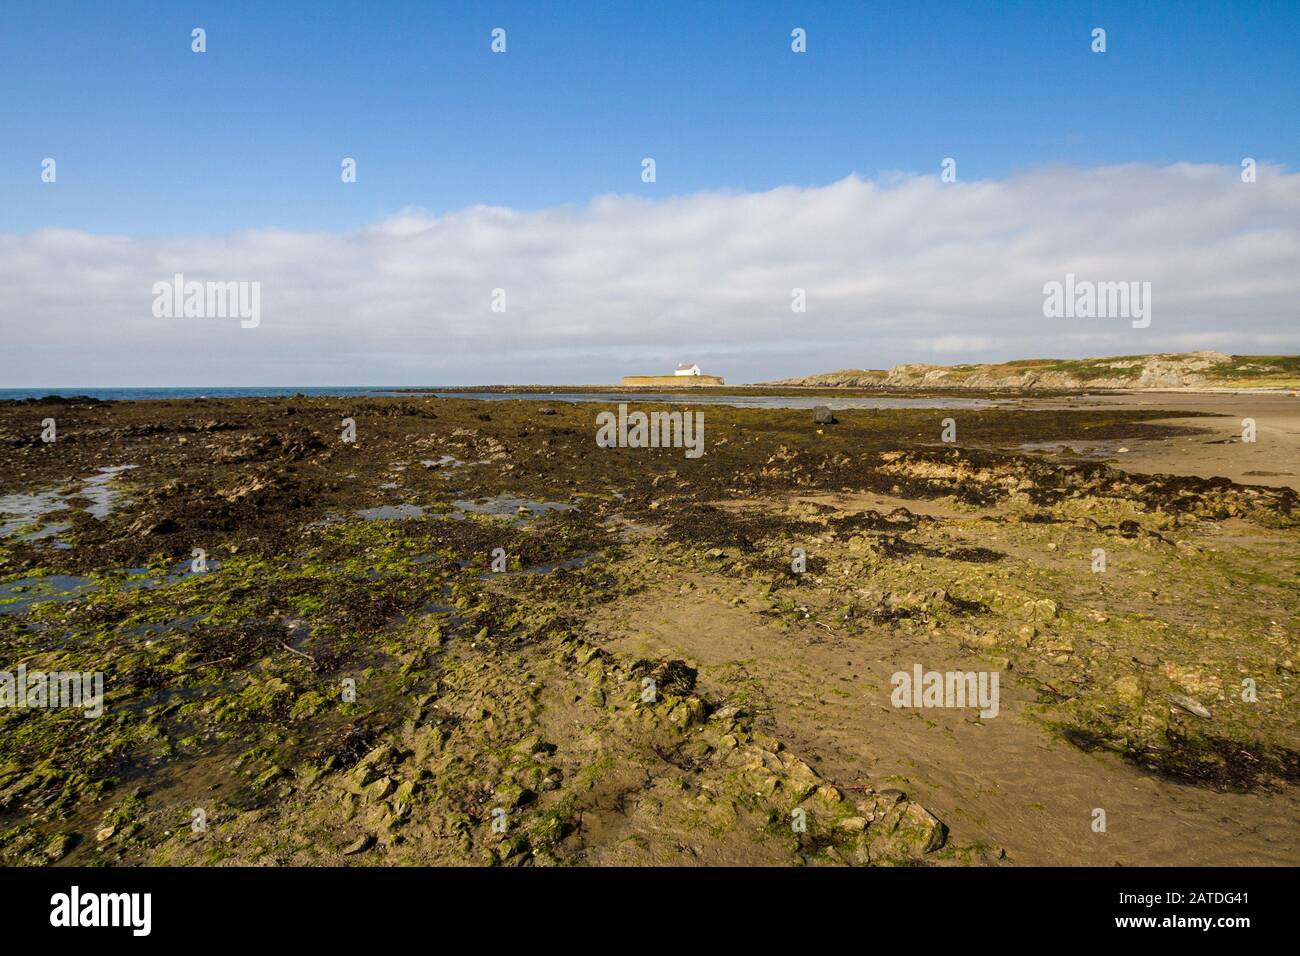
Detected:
left=4, top=382, right=1296, bottom=404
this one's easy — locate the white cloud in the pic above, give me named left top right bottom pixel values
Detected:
left=2, top=163, right=1297, bottom=386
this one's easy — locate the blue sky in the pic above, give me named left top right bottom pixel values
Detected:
left=2, top=2, right=1297, bottom=386
left=3, top=0, right=1297, bottom=236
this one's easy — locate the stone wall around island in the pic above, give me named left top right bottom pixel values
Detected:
left=620, top=375, right=725, bottom=387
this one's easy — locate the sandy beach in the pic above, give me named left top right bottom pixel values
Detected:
left=1053, top=392, right=1300, bottom=492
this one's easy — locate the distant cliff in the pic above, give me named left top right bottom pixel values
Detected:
left=769, top=352, right=1300, bottom=391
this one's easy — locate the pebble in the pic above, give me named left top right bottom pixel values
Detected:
left=1166, top=693, right=1212, bottom=719
left=341, top=833, right=376, bottom=855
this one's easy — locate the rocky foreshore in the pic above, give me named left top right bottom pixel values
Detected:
left=1, top=392, right=1296, bottom=866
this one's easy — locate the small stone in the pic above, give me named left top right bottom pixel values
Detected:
left=510, top=735, right=548, bottom=755
left=95, top=826, right=116, bottom=843
left=1113, top=675, right=1144, bottom=705
left=898, top=802, right=948, bottom=853
left=494, top=783, right=535, bottom=809
left=341, top=833, right=375, bottom=855
left=1032, top=599, right=1059, bottom=619
left=1167, top=693, right=1211, bottom=719
left=44, top=833, right=76, bottom=862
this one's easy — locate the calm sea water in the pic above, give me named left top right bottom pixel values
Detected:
left=0, top=387, right=410, bottom=401
left=0, top=387, right=1000, bottom=410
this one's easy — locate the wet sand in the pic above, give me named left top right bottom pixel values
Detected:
left=1053, top=392, right=1300, bottom=492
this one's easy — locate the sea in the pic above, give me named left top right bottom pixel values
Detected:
left=0, top=387, right=1002, bottom=410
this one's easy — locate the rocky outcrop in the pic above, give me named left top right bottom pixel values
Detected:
left=885, top=352, right=1233, bottom=390
left=770, top=351, right=1294, bottom=391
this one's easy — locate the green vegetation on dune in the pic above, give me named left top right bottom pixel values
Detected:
left=774, top=353, right=1300, bottom=390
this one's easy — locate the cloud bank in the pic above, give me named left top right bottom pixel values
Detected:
left=3, top=163, right=1298, bottom=386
